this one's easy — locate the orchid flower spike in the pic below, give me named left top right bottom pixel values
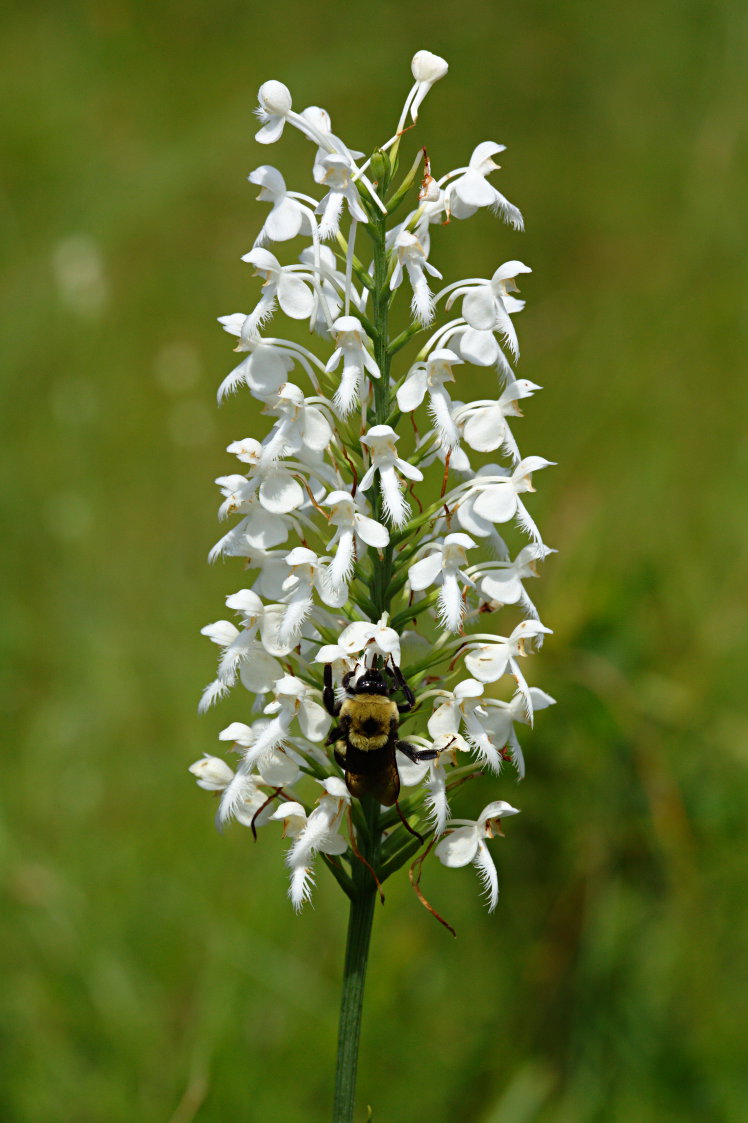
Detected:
left=197, top=52, right=557, bottom=933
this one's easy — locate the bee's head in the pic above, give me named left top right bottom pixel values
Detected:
left=351, top=668, right=389, bottom=695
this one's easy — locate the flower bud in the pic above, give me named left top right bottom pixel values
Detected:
left=369, top=148, right=392, bottom=184
left=411, top=50, right=449, bottom=84
left=409, top=51, right=449, bottom=124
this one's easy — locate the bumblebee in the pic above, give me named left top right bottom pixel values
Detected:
left=323, top=661, right=437, bottom=807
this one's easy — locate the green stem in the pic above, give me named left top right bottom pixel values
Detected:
left=332, top=796, right=381, bottom=1122
left=368, top=210, right=397, bottom=619
left=332, top=208, right=395, bottom=1121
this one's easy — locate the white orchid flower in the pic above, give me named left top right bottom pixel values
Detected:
left=248, top=165, right=317, bottom=249
left=322, top=490, right=389, bottom=593
left=259, top=383, right=333, bottom=463
left=219, top=720, right=302, bottom=786
left=278, top=546, right=347, bottom=645
left=452, top=457, right=555, bottom=545
left=316, top=613, right=402, bottom=672
left=241, top=247, right=318, bottom=333
left=480, top=689, right=555, bottom=779
left=371, top=50, right=448, bottom=169
left=325, top=316, right=380, bottom=417
left=427, top=678, right=504, bottom=773
left=462, top=619, right=554, bottom=716
left=442, top=261, right=531, bottom=360
left=212, top=676, right=329, bottom=815
left=396, top=732, right=458, bottom=836
left=198, top=590, right=284, bottom=711
left=407, top=50, right=449, bottom=122
left=215, top=461, right=305, bottom=521
left=315, top=154, right=369, bottom=239
left=281, top=777, right=351, bottom=909
left=471, top=543, right=555, bottom=618
left=359, top=424, right=424, bottom=528
left=254, top=80, right=293, bottom=145
left=208, top=499, right=296, bottom=563
left=408, top=532, right=477, bottom=632
left=396, top=349, right=462, bottom=449
left=190, top=749, right=276, bottom=831
left=390, top=230, right=443, bottom=326
left=215, top=320, right=298, bottom=401
left=435, top=801, right=520, bottom=912
left=442, top=142, right=524, bottom=230
left=188, top=755, right=235, bottom=791
left=455, top=378, right=541, bottom=463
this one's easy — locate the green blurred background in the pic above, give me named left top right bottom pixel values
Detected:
left=2, top=1, right=747, bottom=1120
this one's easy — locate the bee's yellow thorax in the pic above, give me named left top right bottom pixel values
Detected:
left=341, top=695, right=398, bottom=752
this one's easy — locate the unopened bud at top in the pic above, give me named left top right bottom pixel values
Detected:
left=409, top=50, right=449, bottom=123
left=411, top=50, right=449, bottom=85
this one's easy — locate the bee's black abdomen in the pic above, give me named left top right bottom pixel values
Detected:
left=344, top=744, right=399, bottom=806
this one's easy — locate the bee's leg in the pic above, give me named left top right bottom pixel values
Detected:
left=326, top=725, right=344, bottom=745
left=397, top=740, right=438, bottom=763
left=395, top=799, right=426, bottom=845
left=323, top=663, right=342, bottom=717
left=333, top=746, right=347, bottom=771
left=388, top=659, right=416, bottom=712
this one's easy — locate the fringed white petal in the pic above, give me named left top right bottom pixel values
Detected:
left=334, top=360, right=361, bottom=416
left=425, top=772, right=450, bottom=837
left=474, top=840, right=499, bottom=912
left=463, top=712, right=502, bottom=772
left=198, top=679, right=229, bottom=713
left=490, top=189, right=524, bottom=231
left=242, top=715, right=286, bottom=769
left=326, top=529, right=355, bottom=590
left=408, top=269, right=435, bottom=325
left=379, top=466, right=410, bottom=527
left=514, top=499, right=544, bottom=545
left=438, top=573, right=464, bottom=633
left=277, top=594, right=312, bottom=646
left=217, top=357, right=251, bottom=401
left=289, top=863, right=315, bottom=911
left=428, top=386, right=459, bottom=449
left=318, top=192, right=345, bottom=240
left=507, top=727, right=526, bottom=780
left=215, top=768, right=251, bottom=829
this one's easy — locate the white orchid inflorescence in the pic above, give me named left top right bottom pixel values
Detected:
left=192, top=51, right=555, bottom=924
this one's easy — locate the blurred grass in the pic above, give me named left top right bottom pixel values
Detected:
left=1, top=0, right=747, bottom=1120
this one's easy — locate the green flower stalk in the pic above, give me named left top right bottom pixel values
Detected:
left=190, top=49, right=555, bottom=1123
